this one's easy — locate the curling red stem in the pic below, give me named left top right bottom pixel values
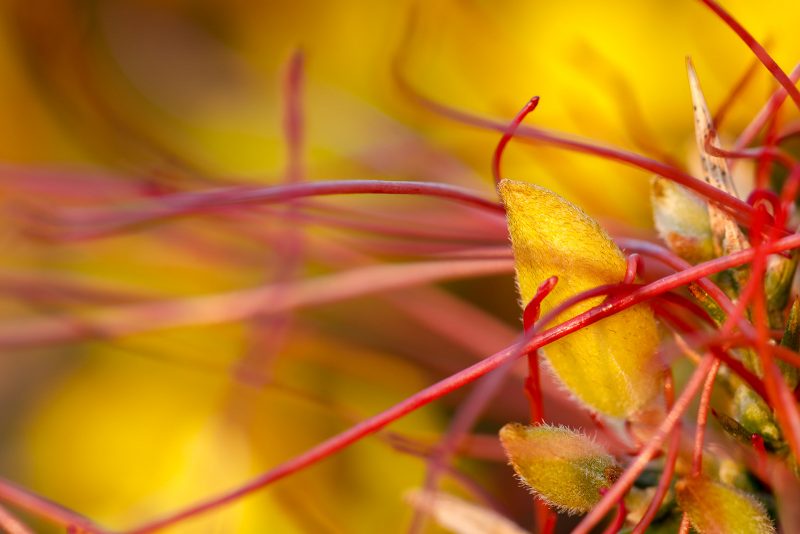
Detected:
left=624, top=253, right=642, bottom=284
left=522, top=276, right=559, bottom=335
left=492, top=97, right=540, bottom=185
left=522, top=276, right=558, bottom=533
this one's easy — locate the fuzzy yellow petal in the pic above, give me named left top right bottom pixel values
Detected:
left=499, top=179, right=662, bottom=417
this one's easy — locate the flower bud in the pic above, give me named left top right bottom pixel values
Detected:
left=733, top=386, right=781, bottom=445
left=650, top=176, right=714, bottom=264
left=676, top=476, right=775, bottom=534
left=500, top=180, right=663, bottom=417
left=499, top=423, right=621, bottom=514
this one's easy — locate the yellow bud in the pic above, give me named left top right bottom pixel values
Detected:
left=651, top=176, right=715, bottom=264
left=676, top=476, right=775, bottom=534
left=499, top=423, right=621, bottom=514
left=499, top=180, right=663, bottom=417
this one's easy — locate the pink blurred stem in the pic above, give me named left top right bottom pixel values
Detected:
left=283, top=50, right=304, bottom=185
left=0, top=478, right=107, bottom=533
left=0, top=258, right=513, bottom=349
left=0, top=503, right=33, bottom=534
left=234, top=49, right=307, bottom=385
left=60, top=180, right=505, bottom=235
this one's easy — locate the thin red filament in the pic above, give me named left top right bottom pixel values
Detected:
left=492, top=96, right=540, bottom=185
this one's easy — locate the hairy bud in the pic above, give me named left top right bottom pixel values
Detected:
left=676, top=476, right=775, bottom=534
left=499, top=423, right=621, bottom=514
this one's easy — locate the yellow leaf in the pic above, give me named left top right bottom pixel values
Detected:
left=499, top=179, right=662, bottom=417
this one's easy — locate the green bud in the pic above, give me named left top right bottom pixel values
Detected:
left=676, top=476, right=775, bottom=534
left=766, top=252, right=798, bottom=316
left=499, top=423, right=621, bottom=514
left=733, top=386, right=782, bottom=446
left=650, top=177, right=714, bottom=264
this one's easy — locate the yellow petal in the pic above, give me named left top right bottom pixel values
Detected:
left=499, top=179, right=662, bottom=417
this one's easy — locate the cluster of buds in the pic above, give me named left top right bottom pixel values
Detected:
left=495, top=30, right=800, bottom=534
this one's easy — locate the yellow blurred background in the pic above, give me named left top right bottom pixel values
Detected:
left=0, top=0, right=798, bottom=532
